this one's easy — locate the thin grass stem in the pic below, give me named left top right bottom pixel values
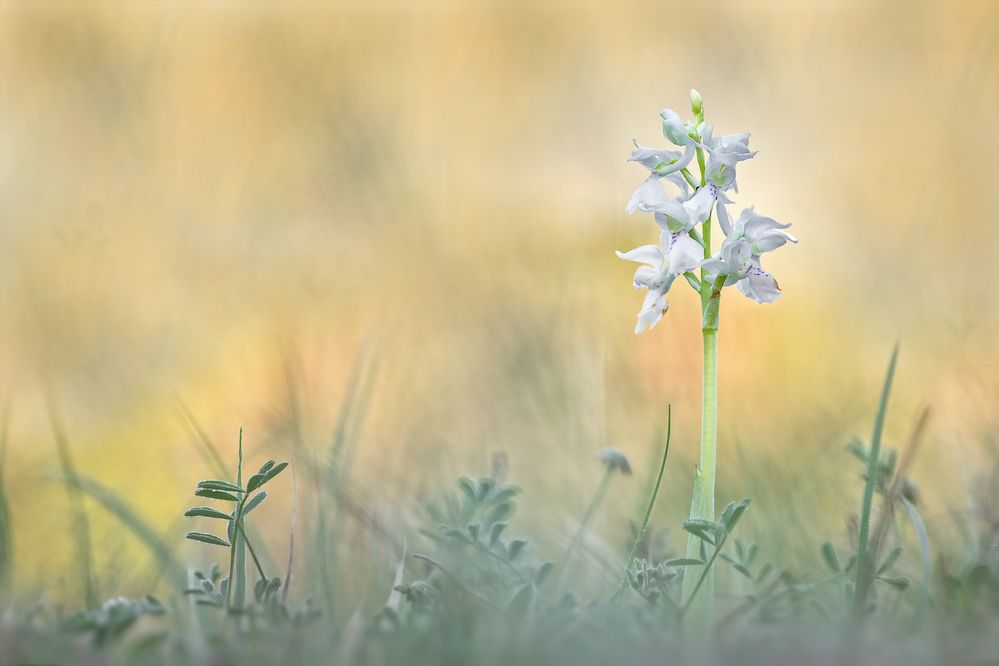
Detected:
left=852, top=344, right=900, bottom=620
left=613, top=406, right=672, bottom=600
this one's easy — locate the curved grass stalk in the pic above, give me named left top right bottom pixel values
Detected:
left=852, top=344, right=899, bottom=620
left=613, top=406, right=672, bottom=600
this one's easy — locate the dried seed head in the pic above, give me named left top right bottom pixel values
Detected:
left=901, top=478, right=920, bottom=505
left=598, top=448, right=632, bottom=475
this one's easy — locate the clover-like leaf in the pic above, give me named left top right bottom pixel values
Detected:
left=535, top=561, right=554, bottom=586
left=185, top=532, right=230, bottom=548
left=820, top=541, right=841, bottom=573
left=720, top=498, right=751, bottom=533
left=877, top=575, right=910, bottom=590
left=185, top=507, right=232, bottom=521
left=197, top=480, right=244, bottom=494
left=755, top=562, right=774, bottom=584
left=876, top=546, right=903, bottom=576
left=489, top=522, right=507, bottom=547
left=246, top=462, right=289, bottom=493
left=194, top=488, right=240, bottom=502
left=682, top=519, right=719, bottom=545
left=243, top=492, right=268, bottom=516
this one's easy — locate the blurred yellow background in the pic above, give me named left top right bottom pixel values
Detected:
left=0, top=1, right=997, bottom=602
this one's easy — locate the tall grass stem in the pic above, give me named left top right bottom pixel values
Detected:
left=852, top=344, right=900, bottom=619
left=615, top=405, right=672, bottom=598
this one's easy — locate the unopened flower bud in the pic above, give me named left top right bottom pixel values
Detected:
left=660, top=109, right=690, bottom=146
left=690, top=88, right=703, bottom=120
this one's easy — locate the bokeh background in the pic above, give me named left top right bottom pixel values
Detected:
left=0, top=0, right=997, bottom=606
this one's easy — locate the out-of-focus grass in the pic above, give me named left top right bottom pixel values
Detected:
left=0, top=0, right=996, bottom=607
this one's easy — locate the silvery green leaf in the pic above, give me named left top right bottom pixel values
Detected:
left=184, top=507, right=232, bottom=521
left=185, top=532, right=230, bottom=548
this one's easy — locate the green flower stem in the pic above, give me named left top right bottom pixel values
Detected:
left=225, top=500, right=268, bottom=608
left=699, top=274, right=726, bottom=517
left=683, top=275, right=726, bottom=616
left=225, top=501, right=242, bottom=609
left=698, top=326, right=719, bottom=524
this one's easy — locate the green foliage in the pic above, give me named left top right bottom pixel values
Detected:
left=183, top=433, right=290, bottom=618
left=60, top=596, right=165, bottom=648
left=6, top=353, right=999, bottom=665
left=407, top=472, right=550, bottom=610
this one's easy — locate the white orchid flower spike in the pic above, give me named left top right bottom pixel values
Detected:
left=617, top=92, right=798, bottom=608
left=618, top=91, right=795, bottom=331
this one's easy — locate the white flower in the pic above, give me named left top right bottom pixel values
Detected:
left=620, top=97, right=795, bottom=323
left=682, top=185, right=720, bottom=225
left=654, top=183, right=735, bottom=233
left=701, top=239, right=782, bottom=304
left=628, top=139, right=695, bottom=176
left=735, top=260, right=782, bottom=303
left=626, top=176, right=670, bottom=214
left=719, top=207, right=797, bottom=254
left=627, top=176, right=719, bottom=233
left=698, top=124, right=757, bottom=191
left=701, top=206, right=795, bottom=304
left=616, top=230, right=704, bottom=333
left=625, top=171, right=694, bottom=215
left=625, top=138, right=696, bottom=214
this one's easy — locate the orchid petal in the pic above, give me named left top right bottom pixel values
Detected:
left=626, top=176, right=668, bottom=214
left=682, top=186, right=716, bottom=225
left=716, top=200, right=732, bottom=236
left=737, top=263, right=782, bottom=303
left=635, top=290, right=669, bottom=333
left=615, top=244, right=663, bottom=267
left=667, top=233, right=704, bottom=275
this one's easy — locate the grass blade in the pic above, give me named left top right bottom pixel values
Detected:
left=852, top=344, right=899, bottom=619
left=317, top=345, right=379, bottom=624
left=66, top=475, right=186, bottom=587
left=615, top=405, right=672, bottom=599
left=385, top=538, right=407, bottom=611
left=173, top=397, right=228, bottom=477
left=47, top=395, right=99, bottom=608
left=901, top=496, right=931, bottom=617
left=282, top=465, right=297, bottom=604
left=0, top=397, right=13, bottom=588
